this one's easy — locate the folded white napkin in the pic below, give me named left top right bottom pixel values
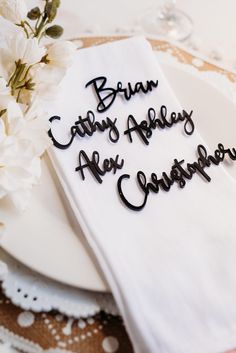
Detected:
left=48, top=37, right=236, bottom=353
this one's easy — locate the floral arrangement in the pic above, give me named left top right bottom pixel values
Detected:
left=0, top=0, right=76, bottom=210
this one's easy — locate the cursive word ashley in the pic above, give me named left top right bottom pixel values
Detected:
left=124, top=106, right=194, bottom=145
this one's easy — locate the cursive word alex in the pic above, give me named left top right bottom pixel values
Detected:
left=75, top=150, right=124, bottom=184
left=124, top=106, right=194, bottom=145
left=117, top=143, right=236, bottom=211
left=85, top=76, right=159, bottom=113
left=48, top=110, right=119, bottom=149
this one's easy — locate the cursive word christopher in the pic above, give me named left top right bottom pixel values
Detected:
left=117, top=143, right=236, bottom=211
left=85, top=76, right=158, bottom=113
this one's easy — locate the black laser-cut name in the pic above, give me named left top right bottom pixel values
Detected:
left=117, top=143, right=236, bottom=211
left=124, top=106, right=194, bottom=145
left=75, top=150, right=124, bottom=184
left=85, top=76, right=159, bottom=113
left=49, top=106, right=194, bottom=149
left=48, top=111, right=119, bottom=149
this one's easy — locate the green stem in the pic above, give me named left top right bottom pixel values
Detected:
left=38, top=28, right=47, bottom=42
left=7, top=62, right=20, bottom=90
left=8, top=61, right=27, bottom=96
left=35, top=15, right=41, bottom=30
left=15, top=83, right=27, bottom=90
left=20, top=21, right=29, bottom=38
left=16, top=88, right=22, bottom=103
left=24, top=21, right=35, bottom=35
left=17, top=64, right=32, bottom=85
left=12, top=64, right=26, bottom=87
left=34, top=16, right=47, bottom=38
left=7, top=66, right=17, bottom=87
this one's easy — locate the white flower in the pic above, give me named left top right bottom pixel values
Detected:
left=46, top=41, right=76, bottom=69
left=0, top=33, right=46, bottom=74
left=9, top=32, right=46, bottom=65
left=29, top=63, right=66, bottom=103
left=0, top=100, right=51, bottom=210
left=29, top=40, right=76, bottom=103
left=4, top=101, right=51, bottom=156
left=0, top=77, right=12, bottom=111
left=0, top=135, right=41, bottom=210
left=0, top=77, right=10, bottom=96
left=0, top=0, right=27, bottom=24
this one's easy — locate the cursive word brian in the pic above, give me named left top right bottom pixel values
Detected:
left=124, top=106, right=194, bottom=145
left=48, top=110, right=119, bottom=149
left=85, top=76, right=159, bottom=113
left=117, top=143, right=236, bottom=211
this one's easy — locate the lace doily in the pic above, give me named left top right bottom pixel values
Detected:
left=0, top=249, right=118, bottom=318
left=0, top=43, right=236, bottom=320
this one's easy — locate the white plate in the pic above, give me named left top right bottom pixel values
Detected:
left=1, top=59, right=236, bottom=293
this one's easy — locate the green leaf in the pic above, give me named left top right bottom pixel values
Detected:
left=27, top=7, right=41, bottom=20
left=45, top=25, right=63, bottom=38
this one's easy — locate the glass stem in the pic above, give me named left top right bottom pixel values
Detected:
left=159, top=0, right=176, bottom=20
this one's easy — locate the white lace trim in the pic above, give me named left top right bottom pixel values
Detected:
left=0, top=249, right=119, bottom=318
left=0, top=326, right=72, bottom=353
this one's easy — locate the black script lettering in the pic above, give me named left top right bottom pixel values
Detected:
left=85, top=76, right=159, bottom=113
left=124, top=106, right=194, bottom=145
left=48, top=111, right=120, bottom=149
left=75, top=150, right=124, bottom=184
left=117, top=143, right=236, bottom=211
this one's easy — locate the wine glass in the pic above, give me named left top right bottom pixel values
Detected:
left=143, top=0, right=193, bottom=41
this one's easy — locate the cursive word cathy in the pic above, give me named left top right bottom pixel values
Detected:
left=117, top=143, right=236, bottom=211
left=124, top=106, right=194, bottom=145
left=85, top=76, right=159, bottom=113
left=48, top=110, right=119, bottom=149
left=75, top=150, right=124, bottom=184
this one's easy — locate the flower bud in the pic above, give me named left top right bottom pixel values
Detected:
left=27, top=7, right=40, bottom=20
left=45, top=1, right=57, bottom=23
left=45, top=25, right=63, bottom=39
left=54, top=0, right=60, bottom=8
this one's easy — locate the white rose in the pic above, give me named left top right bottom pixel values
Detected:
left=46, top=41, right=76, bottom=69
left=0, top=0, right=27, bottom=24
